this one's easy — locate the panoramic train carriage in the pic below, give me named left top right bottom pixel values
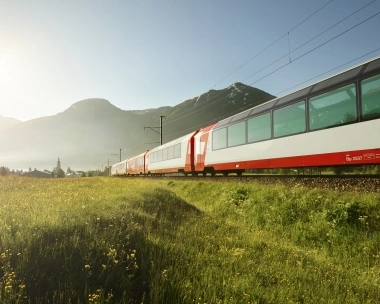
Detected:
left=126, top=151, right=148, bottom=175
left=146, top=131, right=198, bottom=175
left=203, top=56, right=380, bottom=175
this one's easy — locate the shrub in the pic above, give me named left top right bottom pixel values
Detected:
left=227, top=187, right=249, bottom=206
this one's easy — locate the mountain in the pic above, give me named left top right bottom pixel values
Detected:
left=160, top=82, right=274, bottom=143
left=0, top=84, right=274, bottom=170
left=0, top=114, right=21, bottom=134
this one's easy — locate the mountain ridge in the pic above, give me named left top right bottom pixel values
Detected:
left=0, top=114, right=22, bottom=134
left=0, top=83, right=275, bottom=170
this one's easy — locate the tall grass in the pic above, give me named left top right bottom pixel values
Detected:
left=0, top=176, right=379, bottom=303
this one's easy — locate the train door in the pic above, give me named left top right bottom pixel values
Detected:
left=194, top=124, right=217, bottom=172
left=185, top=132, right=198, bottom=173
left=194, top=132, right=205, bottom=172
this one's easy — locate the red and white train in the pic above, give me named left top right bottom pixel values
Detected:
left=111, top=56, right=380, bottom=176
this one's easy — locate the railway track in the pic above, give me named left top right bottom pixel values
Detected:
left=120, top=174, right=380, bottom=193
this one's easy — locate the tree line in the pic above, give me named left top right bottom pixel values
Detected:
left=0, top=166, right=110, bottom=177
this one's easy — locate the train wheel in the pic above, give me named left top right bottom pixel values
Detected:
left=223, top=172, right=228, bottom=177
left=202, top=172, right=207, bottom=176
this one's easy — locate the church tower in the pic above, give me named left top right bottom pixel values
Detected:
left=57, top=158, right=61, bottom=170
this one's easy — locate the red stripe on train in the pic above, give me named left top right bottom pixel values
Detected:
left=210, top=148, right=380, bottom=170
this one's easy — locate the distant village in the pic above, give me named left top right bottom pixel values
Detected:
left=0, top=158, right=108, bottom=178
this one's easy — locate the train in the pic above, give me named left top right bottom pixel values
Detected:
left=111, top=56, right=380, bottom=176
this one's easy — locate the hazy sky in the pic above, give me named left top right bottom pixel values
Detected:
left=1, top=0, right=380, bottom=121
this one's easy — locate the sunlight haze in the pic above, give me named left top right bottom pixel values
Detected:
left=1, top=0, right=379, bottom=121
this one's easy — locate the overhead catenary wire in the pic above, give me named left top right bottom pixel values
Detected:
left=163, top=0, right=378, bottom=125
left=242, top=1, right=380, bottom=84
left=274, top=47, right=380, bottom=96
left=245, top=9, right=380, bottom=90
left=120, top=48, right=380, bottom=154
left=162, top=7, right=380, bottom=127
left=161, top=47, right=380, bottom=140
left=212, top=0, right=335, bottom=89
left=121, top=129, right=149, bottom=151
left=119, top=3, right=380, bottom=155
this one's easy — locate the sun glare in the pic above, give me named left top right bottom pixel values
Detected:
left=0, top=52, right=24, bottom=118
left=0, top=51, right=20, bottom=84
left=0, top=58, right=7, bottom=83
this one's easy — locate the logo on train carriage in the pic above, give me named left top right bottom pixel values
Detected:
left=345, top=154, right=363, bottom=162
left=346, top=152, right=379, bottom=162
left=363, top=153, right=375, bottom=160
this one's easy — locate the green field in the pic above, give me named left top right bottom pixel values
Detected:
left=0, top=176, right=379, bottom=303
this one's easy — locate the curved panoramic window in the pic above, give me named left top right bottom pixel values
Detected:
left=167, top=146, right=174, bottom=160
left=361, top=74, right=380, bottom=120
left=309, top=84, right=357, bottom=130
left=274, top=101, right=306, bottom=138
left=247, top=112, right=271, bottom=143
left=174, top=143, right=181, bottom=158
left=157, top=149, right=163, bottom=162
left=213, top=128, right=227, bottom=150
left=162, top=148, right=167, bottom=161
left=228, top=121, right=246, bottom=147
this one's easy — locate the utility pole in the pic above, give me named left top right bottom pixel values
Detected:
left=108, top=159, right=110, bottom=176
left=111, top=149, right=122, bottom=162
left=144, top=115, right=165, bottom=145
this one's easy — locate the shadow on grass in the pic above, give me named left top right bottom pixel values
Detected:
left=14, top=188, right=201, bottom=304
left=132, top=187, right=201, bottom=220
left=21, top=224, right=140, bottom=303
left=129, top=187, right=204, bottom=303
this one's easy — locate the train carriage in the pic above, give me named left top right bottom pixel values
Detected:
left=126, top=151, right=148, bottom=175
left=202, top=56, right=380, bottom=175
left=146, top=132, right=198, bottom=175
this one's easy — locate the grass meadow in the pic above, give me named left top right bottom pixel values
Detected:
left=0, top=176, right=379, bottom=303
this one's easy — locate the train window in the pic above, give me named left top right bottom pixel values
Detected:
left=229, top=110, right=251, bottom=124
left=247, top=112, right=271, bottom=143
left=214, top=117, right=232, bottom=129
left=174, top=143, right=181, bottom=158
left=228, top=121, right=246, bottom=147
left=162, top=148, right=167, bottom=161
left=309, top=83, right=357, bottom=130
left=168, top=146, right=174, bottom=160
left=361, top=74, right=380, bottom=120
left=273, top=101, right=306, bottom=138
left=249, top=100, right=275, bottom=118
left=157, top=149, right=163, bottom=162
left=311, top=68, right=361, bottom=94
left=213, top=128, right=227, bottom=150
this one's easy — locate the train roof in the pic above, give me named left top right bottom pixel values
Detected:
left=213, top=56, right=380, bottom=130
left=127, top=150, right=149, bottom=161
left=148, top=131, right=198, bottom=153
